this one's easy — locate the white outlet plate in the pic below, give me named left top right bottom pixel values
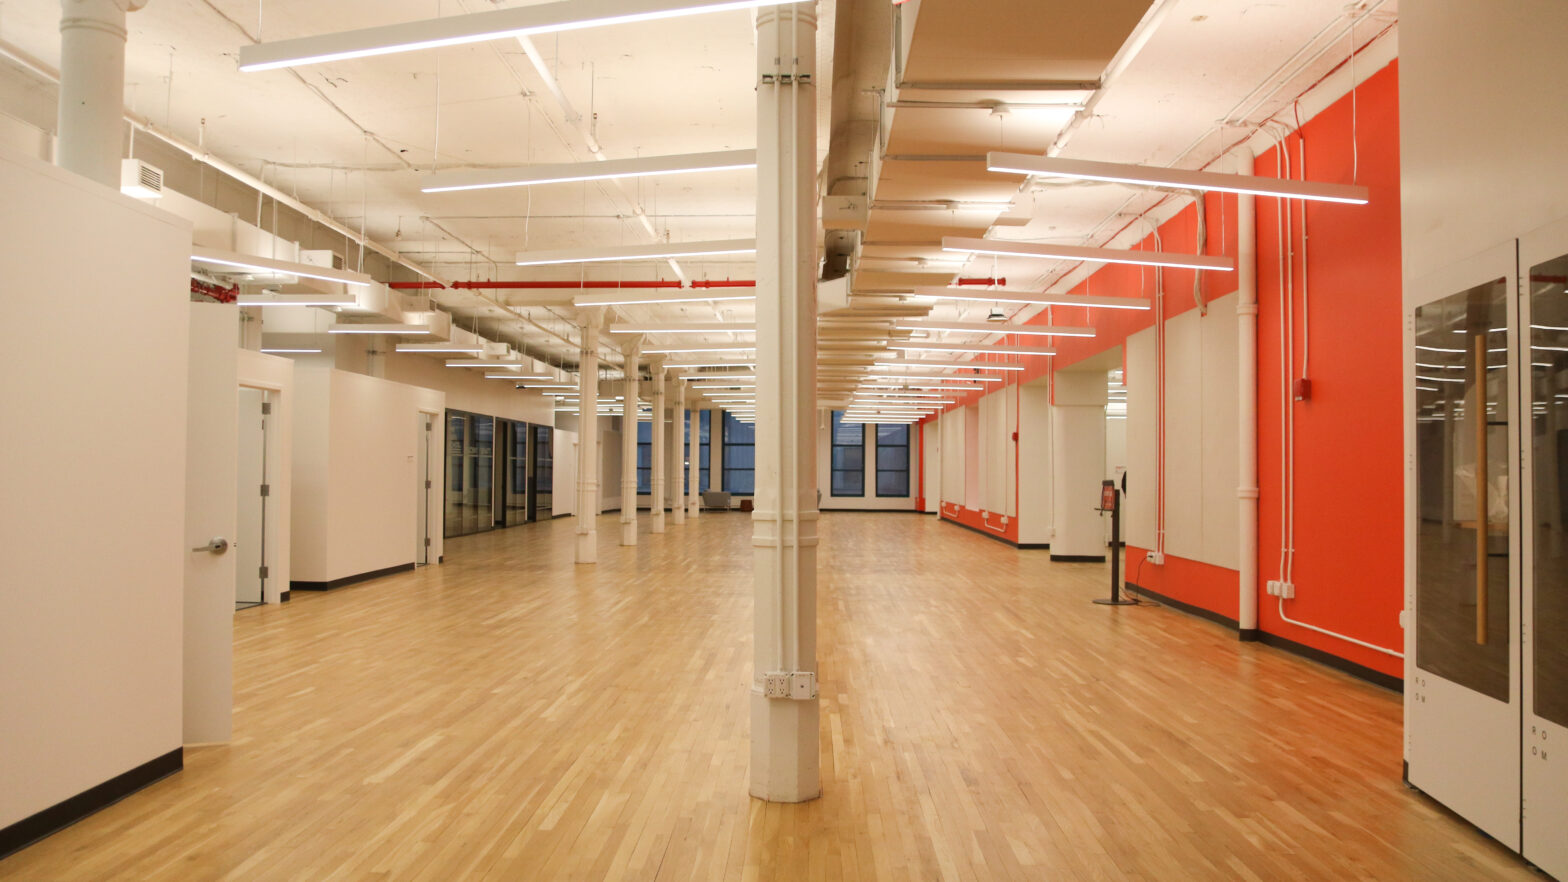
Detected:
left=763, top=673, right=790, bottom=698
left=1147, top=552, right=1165, bottom=565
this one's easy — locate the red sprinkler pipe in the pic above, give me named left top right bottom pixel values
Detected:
left=389, top=279, right=686, bottom=291
left=954, top=277, right=1006, bottom=286
left=689, top=280, right=757, bottom=288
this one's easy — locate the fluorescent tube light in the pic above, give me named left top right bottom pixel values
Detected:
left=875, top=358, right=1026, bottom=370
left=485, top=373, right=556, bottom=380
left=610, top=322, right=756, bottom=334
left=397, top=343, right=487, bottom=354
left=913, top=287, right=1153, bottom=310
left=237, top=292, right=360, bottom=308
left=573, top=290, right=756, bottom=307
left=192, top=246, right=373, bottom=286
left=327, top=323, right=432, bottom=335
left=866, top=373, right=1004, bottom=382
left=424, top=149, right=755, bottom=193
left=260, top=348, right=322, bottom=354
left=643, top=345, right=757, bottom=353
left=895, top=320, right=1094, bottom=338
left=890, top=342, right=1056, bottom=356
left=517, top=238, right=755, bottom=267
left=942, top=236, right=1233, bottom=273
left=986, top=152, right=1370, bottom=205
left=240, top=0, right=797, bottom=71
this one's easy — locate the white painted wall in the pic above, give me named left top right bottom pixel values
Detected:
left=555, top=429, right=578, bottom=517
left=920, top=420, right=940, bottom=512
left=1018, top=380, right=1053, bottom=545
left=236, top=349, right=294, bottom=601
left=940, top=409, right=964, bottom=505
left=184, top=303, right=238, bottom=744
left=290, top=367, right=445, bottom=584
left=1123, top=293, right=1240, bottom=568
left=0, top=147, right=191, bottom=830
left=602, top=424, right=623, bottom=513
left=963, top=405, right=980, bottom=510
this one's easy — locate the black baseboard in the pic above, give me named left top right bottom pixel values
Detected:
left=290, top=562, right=415, bottom=592
left=819, top=507, right=924, bottom=513
left=1125, top=582, right=1238, bottom=628
left=1125, top=583, right=1402, bottom=692
left=1018, top=542, right=1051, bottom=550
left=939, top=515, right=1018, bottom=547
left=438, top=554, right=444, bottom=563
left=1050, top=554, right=1106, bottom=563
left=279, top=590, right=291, bottom=603
left=0, top=747, right=182, bottom=861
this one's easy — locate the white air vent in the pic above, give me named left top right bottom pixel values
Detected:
left=120, top=158, right=163, bottom=199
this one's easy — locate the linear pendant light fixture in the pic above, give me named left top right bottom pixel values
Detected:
left=986, top=151, right=1370, bottom=205
left=609, top=322, right=756, bottom=334
left=239, top=0, right=796, bottom=71
left=942, top=236, right=1233, bottom=273
left=895, top=319, right=1095, bottom=338
left=913, top=287, right=1153, bottom=311
left=236, top=292, right=360, bottom=308
left=424, top=150, right=755, bottom=193
left=889, top=342, right=1057, bottom=356
left=875, top=358, right=1026, bottom=370
left=517, top=238, right=755, bottom=267
left=573, top=289, right=756, bottom=307
left=192, top=246, right=373, bottom=286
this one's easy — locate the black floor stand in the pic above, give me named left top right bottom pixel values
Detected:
left=1094, top=485, right=1140, bottom=606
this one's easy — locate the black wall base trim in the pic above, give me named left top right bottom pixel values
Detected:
left=1256, top=631, right=1403, bottom=692
left=1050, top=554, right=1106, bottom=563
left=1125, top=582, right=1238, bottom=629
left=0, top=747, right=182, bottom=861
left=279, top=590, right=291, bottom=603
left=939, top=516, right=1018, bottom=547
left=1237, top=627, right=1259, bottom=642
left=1018, top=542, right=1050, bottom=550
left=1125, top=583, right=1402, bottom=692
left=290, top=562, right=415, bottom=592
left=820, top=507, right=925, bottom=513
left=438, top=554, right=445, bottom=563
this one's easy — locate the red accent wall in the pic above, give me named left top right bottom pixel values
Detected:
left=1254, top=62, right=1404, bottom=677
left=940, top=501, right=1020, bottom=543
left=928, top=62, right=1405, bottom=680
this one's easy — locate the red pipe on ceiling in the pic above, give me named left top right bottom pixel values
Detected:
left=390, top=279, right=687, bottom=290
left=689, top=280, right=757, bottom=288
left=954, top=277, right=1006, bottom=286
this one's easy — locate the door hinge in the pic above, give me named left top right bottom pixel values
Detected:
left=425, top=537, right=432, bottom=547
left=425, top=479, right=433, bottom=489
left=259, top=565, right=269, bottom=579
left=259, top=484, right=270, bottom=497
left=261, top=402, right=272, bottom=415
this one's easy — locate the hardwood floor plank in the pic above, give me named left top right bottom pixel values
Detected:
left=0, top=512, right=1539, bottom=881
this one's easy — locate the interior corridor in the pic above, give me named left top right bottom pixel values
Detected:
left=0, top=513, right=1532, bottom=881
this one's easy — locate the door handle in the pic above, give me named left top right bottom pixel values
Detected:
left=191, top=537, right=229, bottom=554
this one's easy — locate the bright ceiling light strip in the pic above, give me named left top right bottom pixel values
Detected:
left=572, top=290, right=756, bottom=307
left=260, top=348, right=322, bottom=354
left=237, top=293, right=360, bottom=307
left=895, top=320, right=1094, bottom=338
left=942, top=236, right=1233, bottom=273
left=643, top=344, right=757, bottom=353
left=327, top=323, right=431, bottom=335
left=610, top=322, right=756, bottom=334
left=239, top=0, right=797, bottom=71
left=485, top=373, right=555, bottom=380
left=913, top=286, right=1153, bottom=310
left=875, top=358, right=1026, bottom=370
left=397, top=343, right=487, bottom=354
left=890, top=342, right=1056, bottom=356
left=986, top=151, right=1370, bottom=205
left=193, top=247, right=374, bottom=286
left=865, top=373, right=1003, bottom=382
left=423, top=149, right=755, bottom=193
left=517, top=238, right=755, bottom=267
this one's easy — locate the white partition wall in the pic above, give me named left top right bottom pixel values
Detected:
left=921, top=420, right=940, bottom=512
left=1050, top=371, right=1108, bottom=560
left=0, top=147, right=192, bottom=838
left=940, top=409, right=964, bottom=506
left=236, top=350, right=295, bottom=600
left=1017, top=380, right=1053, bottom=545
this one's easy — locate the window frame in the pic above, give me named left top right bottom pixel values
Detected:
left=874, top=422, right=911, bottom=498
left=830, top=410, right=865, bottom=497
left=720, top=411, right=755, bottom=496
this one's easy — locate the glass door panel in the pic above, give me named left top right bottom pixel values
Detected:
left=445, top=412, right=465, bottom=538
left=1406, top=243, right=1521, bottom=849
left=1520, top=227, right=1568, bottom=880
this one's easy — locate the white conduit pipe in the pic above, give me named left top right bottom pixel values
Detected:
left=0, top=37, right=449, bottom=287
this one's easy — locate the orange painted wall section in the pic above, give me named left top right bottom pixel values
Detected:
left=1254, top=62, right=1404, bottom=677
left=940, top=500, right=1020, bottom=544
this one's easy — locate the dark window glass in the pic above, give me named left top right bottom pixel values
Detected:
left=876, top=423, right=910, bottom=498
left=636, top=420, right=652, bottom=495
left=722, top=412, right=755, bottom=495
left=831, top=411, right=864, bottom=496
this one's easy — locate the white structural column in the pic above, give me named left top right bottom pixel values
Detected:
left=58, top=0, right=145, bottom=186
left=1049, top=371, right=1109, bottom=561
left=688, top=408, right=701, bottom=519
left=750, top=2, right=820, bottom=804
left=671, top=379, right=687, bottom=525
left=575, top=307, right=604, bottom=564
left=620, top=339, right=642, bottom=546
left=650, top=358, right=667, bottom=534
left=1235, top=190, right=1260, bottom=639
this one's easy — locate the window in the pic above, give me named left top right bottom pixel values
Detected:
left=722, top=411, right=755, bottom=495
left=698, top=410, right=711, bottom=493
left=875, top=423, right=910, bottom=497
left=830, top=411, right=864, bottom=496
left=636, top=420, right=652, bottom=495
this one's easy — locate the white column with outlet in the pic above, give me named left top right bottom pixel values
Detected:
left=621, top=340, right=641, bottom=546
left=1050, top=371, right=1108, bottom=561
left=671, top=379, right=686, bottom=526
left=650, top=359, right=666, bottom=534
left=751, top=1, right=820, bottom=804
left=688, top=408, right=700, bottom=519
left=575, top=308, right=603, bottom=564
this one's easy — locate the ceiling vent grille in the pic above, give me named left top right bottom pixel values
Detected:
left=119, top=158, right=164, bottom=199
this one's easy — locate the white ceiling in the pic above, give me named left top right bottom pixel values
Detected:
left=0, top=0, right=1398, bottom=386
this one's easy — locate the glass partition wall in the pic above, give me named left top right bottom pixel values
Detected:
left=445, top=410, right=552, bottom=538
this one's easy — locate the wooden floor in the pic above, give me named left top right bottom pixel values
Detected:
left=0, top=513, right=1538, bottom=881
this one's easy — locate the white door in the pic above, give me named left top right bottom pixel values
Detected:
left=184, top=303, right=237, bottom=744
left=1518, top=218, right=1568, bottom=880
left=1405, top=242, right=1522, bottom=848
left=235, top=388, right=267, bottom=606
